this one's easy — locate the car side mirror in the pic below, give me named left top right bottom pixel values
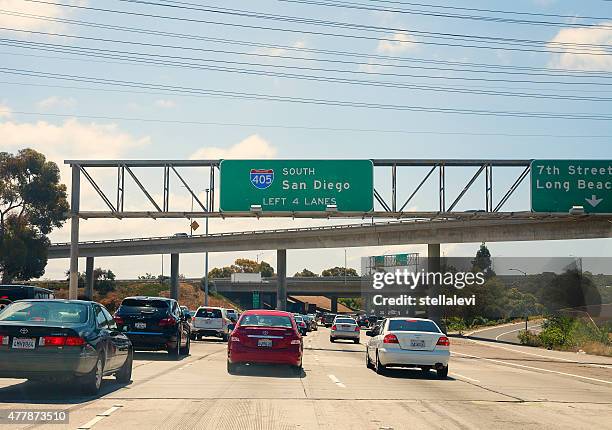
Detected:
left=185, top=314, right=192, bottom=321
left=227, top=323, right=235, bottom=331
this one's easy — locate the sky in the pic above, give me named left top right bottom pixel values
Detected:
left=0, top=0, right=611, bottom=279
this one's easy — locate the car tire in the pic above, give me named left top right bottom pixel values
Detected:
left=180, top=334, right=190, bottom=356
left=190, top=333, right=196, bottom=341
left=375, top=351, right=387, bottom=375
left=115, top=349, right=133, bottom=383
left=227, top=360, right=238, bottom=374
left=169, top=333, right=181, bottom=359
left=81, top=353, right=104, bottom=395
left=329, top=337, right=335, bottom=343
left=437, top=365, right=449, bottom=379
left=366, top=348, right=374, bottom=369
left=222, top=332, right=229, bottom=342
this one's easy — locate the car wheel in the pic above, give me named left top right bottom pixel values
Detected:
left=366, top=348, right=374, bottom=369
left=375, top=351, right=387, bottom=375
left=329, top=337, right=335, bottom=343
left=437, top=365, right=449, bottom=379
left=169, top=333, right=181, bottom=359
left=190, top=333, right=196, bottom=341
left=227, top=360, right=238, bottom=374
left=222, top=333, right=229, bottom=342
left=180, top=334, right=190, bottom=356
left=115, top=349, right=133, bottom=383
left=81, top=354, right=104, bottom=395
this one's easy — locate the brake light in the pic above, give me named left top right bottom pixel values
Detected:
left=436, top=336, right=450, bottom=346
left=0, top=335, right=8, bottom=346
left=66, top=336, right=85, bottom=346
left=331, top=325, right=337, bottom=330
left=159, top=317, right=177, bottom=327
left=113, top=315, right=124, bottom=325
left=354, top=326, right=360, bottom=331
left=383, top=334, right=399, bottom=344
left=42, top=336, right=66, bottom=346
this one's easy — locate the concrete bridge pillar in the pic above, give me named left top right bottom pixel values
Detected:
left=85, top=256, right=94, bottom=300
left=428, top=243, right=441, bottom=321
left=331, top=296, right=338, bottom=314
left=276, top=249, right=287, bottom=310
left=171, top=253, right=180, bottom=300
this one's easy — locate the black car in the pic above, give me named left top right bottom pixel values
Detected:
left=322, top=313, right=337, bottom=328
left=0, top=300, right=133, bottom=395
left=114, top=296, right=191, bottom=358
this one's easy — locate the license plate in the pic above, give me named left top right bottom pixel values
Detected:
left=257, top=338, right=273, bottom=348
left=341, top=325, right=350, bottom=330
left=135, top=322, right=146, bottom=329
left=410, top=340, right=425, bottom=348
left=12, top=338, right=36, bottom=350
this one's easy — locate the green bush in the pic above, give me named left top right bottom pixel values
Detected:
left=518, top=330, right=542, bottom=347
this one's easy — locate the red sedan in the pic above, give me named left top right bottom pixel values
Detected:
left=227, top=310, right=303, bottom=373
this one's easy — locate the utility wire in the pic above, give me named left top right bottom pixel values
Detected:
left=2, top=109, right=611, bottom=139
left=1, top=66, right=611, bottom=120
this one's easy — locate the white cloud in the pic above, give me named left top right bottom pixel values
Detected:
left=377, top=32, right=417, bottom=54
left=190, top=134, right=277, bottom=160
left=0, top=0, right=86, bottom=35
left=154, top=99, right=176, bottom=109
left=548, top=22, right=612, bottom=70
left=36, top=96, right=77, bottom=109
left=0, top=103, right=11, bottom=118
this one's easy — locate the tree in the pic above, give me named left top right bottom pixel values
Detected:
left=0, top=149, right=69, bottom=283
left=472, top=242, right=495, bottom=279
left=65, top=267, right=117, bottom=295
left=294, top=268, right=317, bottom=277
left=321, top=266, right=359, bottom=277
left=208, top=259, right=275, bottom=278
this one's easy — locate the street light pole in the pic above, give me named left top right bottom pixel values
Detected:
left=204, top=188, right=210, bottom=306
left=344, top=248, right=347, bottom=285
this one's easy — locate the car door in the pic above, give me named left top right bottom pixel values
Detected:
left=94, top=304, right=117, bottom=371
left=373, top=319, right=387, bottom=355
left=172, top=302, right=187, bottom=346
left=102, top=306, right=130, bottom=370
left=367, top=323, right=381, bottom=361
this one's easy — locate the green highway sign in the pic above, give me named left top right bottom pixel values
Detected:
left=220, top=159, right=373, bottom=212
left=531, top=160, right=612, bottom=213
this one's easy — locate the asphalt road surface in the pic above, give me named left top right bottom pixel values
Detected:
left=466, top=320, right=544, bottom=344
left=0, top=326, right=610, bottom=430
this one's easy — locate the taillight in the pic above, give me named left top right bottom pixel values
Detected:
left=354, top=326, right=360, bottom=331
left=42, top=336, right=65, bottom=346
left=159, top=317, right=176, bottom=327
left=0, top=335, right=8, bottom=346
left=331, top=325, right=337, bottom=330
left=436, top=336, right=450, bottom=346
left=65, top=336, right=85, bottom=346
left=383, top=334, right=399, bottom=344
left=114, top=315, right=124, bottom=325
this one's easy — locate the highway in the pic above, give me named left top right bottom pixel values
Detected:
left=466, top=320, right=544, bottom=344
left=0, top=326, right=610, bottom=429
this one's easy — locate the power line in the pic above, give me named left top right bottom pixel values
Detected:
left=3, top=35, right=612, bottom=89
left=3, top=9, right=612, bottom=77
left=1, top=66, right=611, bottom=120
left=21, top=0, right=612, bottom=55
left=3, top=39, right=612, bottom=102
left=276, top=0, right=612, bottom=29
left=2, top=109, right=612, bottom=139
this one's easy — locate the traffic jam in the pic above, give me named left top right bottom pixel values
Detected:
left=0, top=284, right=451, bottom=397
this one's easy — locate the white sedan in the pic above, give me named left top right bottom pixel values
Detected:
left=365, top=317, right=450, bottom=378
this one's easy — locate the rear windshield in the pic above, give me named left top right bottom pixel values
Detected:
left=335, top=318, right=356, bottom=324
left=240, top=314, right=293, bottom=328
left=294, top=316, right=303, bottom=321
left=388, top=320, right=440, bottom=333
left=0, top=301, right=88, bottom=324
left=121, top=299, right=169, bottom=309
left=196, top=308, right=222, bottom=318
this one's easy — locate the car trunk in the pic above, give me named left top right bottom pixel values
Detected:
left=194, top=309, right=224, bottom=330
left=335, top=322, right=357, bottom=332
left=0, top=323, right=81, bottom=351
left=392, top=331, right=440, bottom=351
left=119, top=307, right=170, bottom=332
left=238, top=326, right=296, bottom=349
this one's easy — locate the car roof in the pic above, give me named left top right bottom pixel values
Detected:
left=13, top=299, right=94, bottom=305
left=196, top=306, right=224, bottom=310
left=241, top=309, right=293, bottom=317
left=123, top=296, right=173, bottom=302
left=387, top=317, right=435, bottom=322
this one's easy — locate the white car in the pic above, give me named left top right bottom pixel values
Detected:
left=192, top=307, right=232, bottom=341
left=366, top=317, right=450, bottom=378
left=330, top=316, right=360, bottom=343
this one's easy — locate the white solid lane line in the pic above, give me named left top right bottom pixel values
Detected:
left=466, top=338, right=612, bottom=369
left=450, top=372, right=480, bottom=383
left=77, top=405, right=123, bottom=429
left=328, top=374, right=346, bottom=388
left=453, top=352, right=612, bottom=385
left=494, top=324, right=541, bottom=341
